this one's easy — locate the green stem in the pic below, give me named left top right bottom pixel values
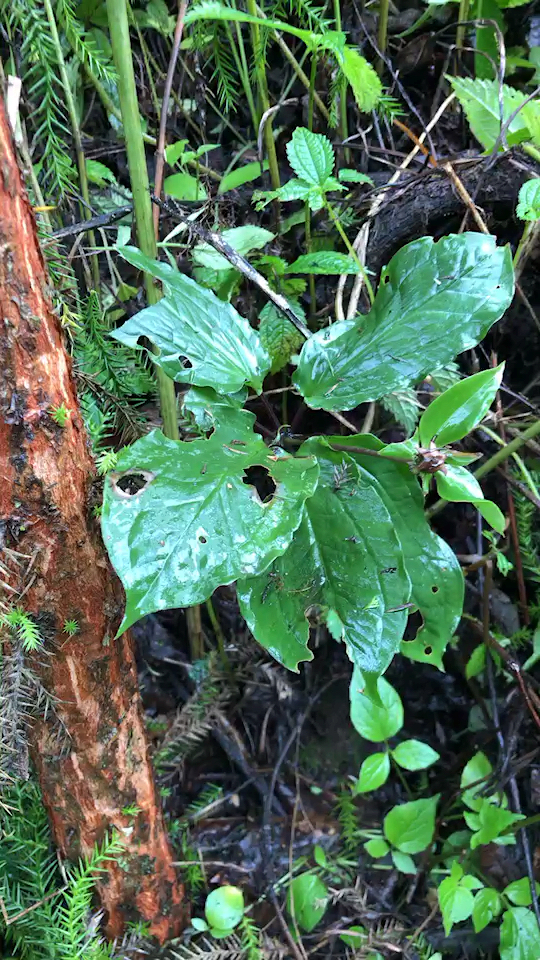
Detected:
left=325, top=201, right=375, bottom=305
left=246, top=0, right=281, bottom=191
left=306, top=53, right=317, bottom=321
left=456, top=0, right=470, bottom=50
left=426, top=419, right=540, bottom=519
left=377, top=0, right=390, bottom=75
left=43, top=0, right=100, bottom=291
left=524, top=142, right=540, bottom=165
left=106, top=0, right=179, bottom=441
left=332, top=0, right=349, bottom=160
left=230, top=15, right=259, bottom=136
left=514, top=219, right=534, bottom=271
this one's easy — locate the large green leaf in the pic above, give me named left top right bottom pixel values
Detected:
left=384, top=796, right=439, bottom=853
left=418, top=364, right=504, bottom=448
left=113, top=246, right=270, bottom=393
left=334, top=435, right=464, bottom=668
left=102, top=406, right=319, bottom=632
left=449, top=76, right=532, bottom=150
left=293, top=233, right=513, bottom=411
left=500, top=908, right=540, bottom=960
left=238, top=441, right=411, bottom=682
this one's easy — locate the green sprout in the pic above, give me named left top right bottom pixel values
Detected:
left=1, top=607, right=43, bottom=651
left=50, top=403, right=71, bottom=427
left=63, top=618, right=80, bottom=637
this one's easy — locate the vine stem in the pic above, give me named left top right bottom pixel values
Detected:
left=376, top=0, right=390, bottom=75
left=42, top=0, right=100, bottom=291
left=306, top=53, right=317, bottom=321
left=325, top=201, right=375, bottom=305
left=456, top=0, right=470, bottom=50
left=106, top=0, right=179, bottom=441
left=426, top=418, right=540, bottom=519
left=332, top=0, right=349, bottom=161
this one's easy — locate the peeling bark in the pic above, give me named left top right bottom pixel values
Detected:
left=0, top=99, right=185, bottom=940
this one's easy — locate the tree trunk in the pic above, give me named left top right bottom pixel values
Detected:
left=0, top=98, right=185, bottom=941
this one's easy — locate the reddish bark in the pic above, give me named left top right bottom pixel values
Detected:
left=0, top=99, right=185, bottom=939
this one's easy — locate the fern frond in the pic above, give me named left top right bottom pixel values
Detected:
left=4, top=0, right=76, bottom=199
left=55, top=0, right=116, bottom=82
left=1, top=607, right=43, bottom=652
left=515, top=479, right=540, bottom=584
left=335, top=788, right=360, bottom=857
left=239, top=914, right=262, bottom=960
left=167, top=935, right=245, bottom=959
left=185, top=783, right=224, bottom=820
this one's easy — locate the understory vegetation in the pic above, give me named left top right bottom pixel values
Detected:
left=4, top=0, right=540, bottom=955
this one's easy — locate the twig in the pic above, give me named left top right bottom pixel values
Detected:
left=152, top=196, right=311, bottom=338
left=153, top=0, right=189, bottom=236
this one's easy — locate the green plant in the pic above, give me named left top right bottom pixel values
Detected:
left=50, top=404, right=71, bottom=427
left=1, top=608, right=43, bottom=652
left=101, top=128, right=514, bottom=735
left=192, top=885, right=245, bottom=938
left=62, top=619, right=80, bottom=637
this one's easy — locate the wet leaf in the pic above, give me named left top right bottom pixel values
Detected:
left=238, top=442, right=411, bottom=681
left=500, top=907, right=540, bottom=960
left=350, top=673, right=403, bottom=741
left=293, top=233, right=513, bottom=411
left=113, top=246, right=270, bottom=393
left=102, top=407, right=319, bottom=632
left=516, top=179, right=540, bottom=221
left=418, top=364, right=504, bottom=447
left=472, top=888, right=502, bottom=933
left=449, top=76, right=532, bottom=150
left=336, top=434, right=464, bottom=668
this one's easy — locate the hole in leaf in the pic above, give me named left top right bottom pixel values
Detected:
left=242, top=465, right=277, bottom=504
left=113, top=470, right=155, bottom=497
left=424, top=645, right=433, bottom=656
left=431, top=585, right=439, bottom=594
left=179, top=355, right=193, bottom=369
left=199, top=535, right=207, bottom=543
left=402, top=609, right=424, bottom=641
left=383, top=274, right=390, bottom=284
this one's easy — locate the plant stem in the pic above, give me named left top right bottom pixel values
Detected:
left=426, top=419, right=540, bottom=519
left=106, top=0, right=179, bottom=441
left=43, top=0, right=100, bottom=291
left=456, top=0, right=470, bottom=50
left=246, top=0, right=281, bottom=191
left=376, top=0, right=390, bottom=75
left=230, top=9, right=259, bottom=135
left=514, top=219, right=534, bottom=271
left=306, top=53, right=317, bottom=321
left=325, top=201, right=375, bottom=305
left=332, top=0, right=349, bottom=160
left=153, top=0, right=189, bottom=236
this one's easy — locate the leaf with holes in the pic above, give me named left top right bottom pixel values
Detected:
left=332, top=435, right=464, bottom=668
left=238, top=441, right=411, bottom=683
left=102, top=407, right=319, bottom=632
left=293, top=233, right=514, bottom=411
left=113, top=247, right=270, bottom=393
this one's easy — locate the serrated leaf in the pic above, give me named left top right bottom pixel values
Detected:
left=472, top=888, right=501, bottom=933
left=253, top=178, right=315, bottom=210
left=192, top=226, right=274, bottom=271
left=383, top=796, right=439, bottom=853
left=286, top=251, right=360, bottom=274
left=356, top=751, right=390, bottom=792
left=350, top=673, right=403, bottom=741
left=286, top=128, right=334, bottom=185
left=516, top=179, right=540, bottom=221
left=102, top=410, right=319, bottom=632
left=218, top=160, right=268, bottom=194
left=392, top=739, right=440, bottom=771
left=86, top=159, right=117, bottom=186
left=238, top=443, right=411, bottom=681
left=470, top=800, right=524, bottom=849
left=293, top=233, right=514, bottom=411
left=335, top=435, right=464, bottom=668
left=340, top=47, right=382, bottom=112
left=338, top=169, right=374, bottom=184
left=449, top=75, right=531, bottom=150
left=380, top=389, right=420, bottom=437
left=429, top=361, right=462, bottom=392
left=113, top=247, right=270, bottom=393
left=419, top=364, right=504, bottom=447
left=163, top=172, right=208, bottom=200
left=287, top=873, right=328, bottom=932
left=500, top=907, right=540, bottom=960
left=258, top=301, right=305, bottom=374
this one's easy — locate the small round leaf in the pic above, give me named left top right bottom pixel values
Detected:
left=286, top=873, right=328, bottom=933
left=205, top=886, right=244, bottom=932
left=392, top=739, right=440, bottom=771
